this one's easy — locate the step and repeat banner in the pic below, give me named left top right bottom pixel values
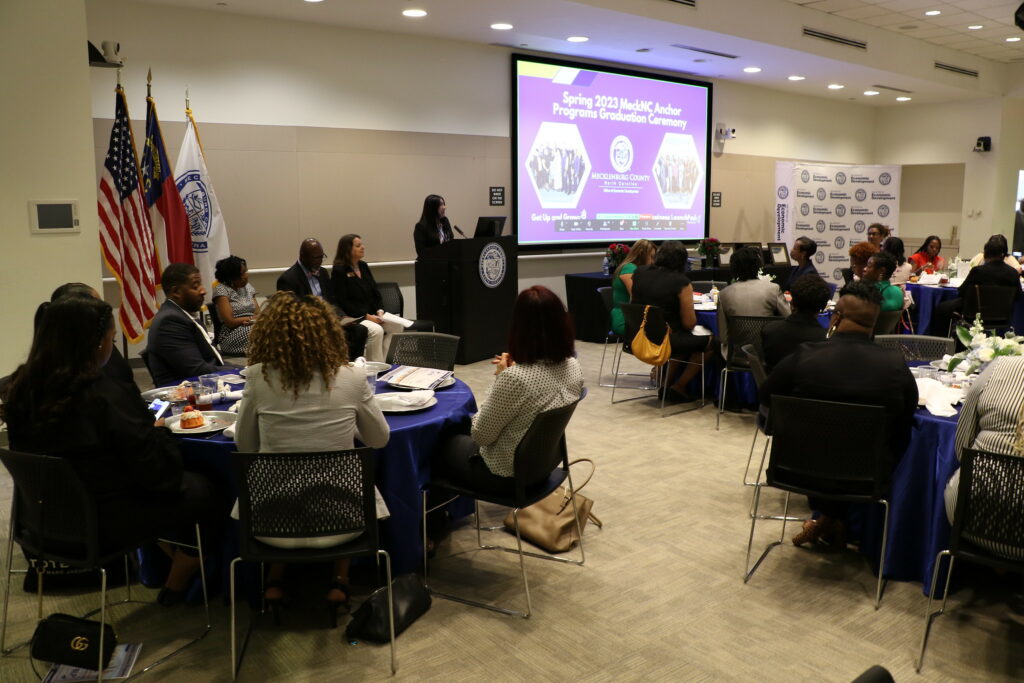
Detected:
left=774, top=162, right=901, bottom=285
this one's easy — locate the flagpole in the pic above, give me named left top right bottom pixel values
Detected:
left=147, top=67, right=152, bottom=98
left=184, top=87, right=208, bottom=159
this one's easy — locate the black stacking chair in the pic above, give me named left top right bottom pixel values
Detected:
left=205, top=302, right=224, bottom=347
left=139, top=348, right=156, bottom=385
left=377, top=282, right=434, bottom=331
left=744, top=396, right=893, bottom=609
left=230, top=449, right=394, bottom=679
left=874, top=334, right=953, bottom=362
left=872, top=309, right=901, bottom=337
left=596, top=286, right=618, bottom=387
left=916, top=448, right=1024, bottom=672
left=951, top=284, right=1018, bottom=337
left=0, top=449, right=209, bottom=680
left=689, top=280, right=728, bottom=294
left=718, top=315, right=780, bottom=430
left=613, top=303, right=704, bottom=415
left=422, top=396, right=585, bottom=618
left=385, top=332, right=459, bottom=371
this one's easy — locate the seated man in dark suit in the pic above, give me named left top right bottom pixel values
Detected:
left=760, top=273, right=830, bottom=371
left=146, top=263, right=238, bottom=386
left=783, top=236, right=818, bottom=291
left=760, top=281, right=918, bottom=547
left=929, top=234, right=1021, bottom=336
left=276, top=238, right=369, bottom=358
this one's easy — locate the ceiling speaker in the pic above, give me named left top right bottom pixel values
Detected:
left=1016, top=3, right=1024, bottom=31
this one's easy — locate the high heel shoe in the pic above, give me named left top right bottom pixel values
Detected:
left=326, top=581, right=350, bottom=629
left=264, top=580, right=286, bottom=625
left=791, top=517, right=833, bottom=547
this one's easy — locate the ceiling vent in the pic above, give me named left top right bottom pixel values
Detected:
left=871, top=84, right=914, bottom=94
left=670, top=43, right=738, bottom=59
left=663, top=0, right=696, bottom=6
left=802, top=27, right=867, bottom=50
left=934, top=62, right=979, bottom=78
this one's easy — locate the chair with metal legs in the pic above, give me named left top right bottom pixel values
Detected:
left=598, top=288, right=657, bottom=390
left=873, top=334, right=953, bottom=362
left=0, top=448, right=210, bottom=681
left=717, top=315, right=779, bottom=430
left=422, top=396, right=585, bottom=618
left=229, top=449, right=395, bottom=679
left=916, top=448, right=1024, bottom=672
left=743, top=396, right=893, bottom=609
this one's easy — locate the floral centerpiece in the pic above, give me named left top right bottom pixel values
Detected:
left=757, top=268, right=776, bottom=283
left=947, top=315, right=1024, bottom=374
left=606, top=243, right=630, bottom=271
left=697, top=237, right=722, bottom=259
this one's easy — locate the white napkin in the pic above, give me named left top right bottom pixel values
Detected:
left=917, top=273, right=942, bottom=285
left=691, top=324, right=713, bottom=336
left=375, top=390, right=435, bottom=410
left=223, top=423, right=236, bottom=439
left=915, top=377, right=961, bottom=417
left=221, top=390, right=244, bottom=402
left=227, top=399, right=242, bottom=414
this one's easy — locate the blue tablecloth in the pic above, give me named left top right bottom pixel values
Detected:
left=906, top=283, right=958, bottom=336
left=144, top=372, right=477, bottom=597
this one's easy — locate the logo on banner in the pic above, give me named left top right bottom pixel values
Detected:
left=176, top=170, right=212, bottom=250
left=800, top=203, right=810, bottom=216
left=835, top=204, right=847, bottom=218
left=833, top=268, right=843, bottom=280
left=878, top=204, right=890, bottom=217
left=478, top=242, right=506, bottom=288
left=834, top=236, right=846, bottom=249
left=879, top=172, right=892, bottom=185
left=855, top=189, right=867, bottom=202
left=815, top=252, right=825, bottom=264
left=777, top=186, right=789, bottom=199
left=609, top=135, right=633, bottom=173
left=800, top=170, right=810, bottom=183
left=816, top=220, right=826, bottom=233
left=816, top=188, right=826, bottom=201
left=854, top=220, right=866, bottom=233
left=835, top=172, right=847, bottom=185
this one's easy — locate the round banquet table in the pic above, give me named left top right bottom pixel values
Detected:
left=140, top=370, right=477, bottom=599
left=905, top=283, right=958, bottom=336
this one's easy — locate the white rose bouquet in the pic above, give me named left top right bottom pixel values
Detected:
left=946, top=315, right=1024, bottom=374
left=757, top=268, right=776, bottom=283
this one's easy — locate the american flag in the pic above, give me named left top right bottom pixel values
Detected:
left=98, top=87, right=159, bottom=342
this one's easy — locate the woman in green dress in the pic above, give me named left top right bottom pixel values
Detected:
left=609, top=239, right=657, bottom=336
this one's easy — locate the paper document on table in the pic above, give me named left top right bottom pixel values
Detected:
left=917, top=273, right=942, bottom=285
left=379, top=365, right=452, bottom=390
left=381, top=312, right=413, bottom=329
left=43, top=643, right=142, bottom=682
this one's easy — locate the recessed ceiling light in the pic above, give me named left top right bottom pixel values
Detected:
left=828, top=83, right=844, bottom=90
left=967, top=25, right=983, bottom=30
left=924, top=10, right=941, bottom=17
left=864, top=90, right=879, bottom=96
left=490, top=23, right=513, bottom=30
left=896, top=96, right=912, bottom=102
left=1008, top=37, right=1022, bottom=42
left=788, top=75, right=805, bottom=81
left=566, top=36, right=589, bottom=43
left=303, top=0, right=322, bottom=3
left=402, top=9, right=427, bottom=18
left=743, top=66, right=762, bottom=73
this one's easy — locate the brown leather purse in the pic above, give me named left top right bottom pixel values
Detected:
left=503, top=458, right=602, bottom=553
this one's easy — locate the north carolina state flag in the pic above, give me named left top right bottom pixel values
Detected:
left=142, top=96, right=192, bottom=268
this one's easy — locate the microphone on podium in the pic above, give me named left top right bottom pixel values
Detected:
left=453, top=225, right=467, bottom=238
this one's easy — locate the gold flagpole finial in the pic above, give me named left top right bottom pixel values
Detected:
left=185, top=86, right=190, bottom=112
left=147, top=68, right=152, bottom=97
left=116, top=68, right=122, bottom=88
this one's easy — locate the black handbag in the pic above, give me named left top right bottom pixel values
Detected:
left=30, top=612, right=117, bottom=670
left=345, top=573, right=431, bottom=643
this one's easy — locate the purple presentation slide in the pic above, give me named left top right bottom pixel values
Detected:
left=515, top=57, right=710, bottom=246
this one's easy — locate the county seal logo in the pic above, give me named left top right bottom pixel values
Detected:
left=800, top=203, right=810, bottom=216
left=610, top=136, right=633, bottom=173
left=816, top=220, right=826, bottom=233
left=835, top=204, right=847, bottom=218
left=878, top=205, right=890, bottom=217
left=816, top=188, right=826, bottom=201
left=879, top=172, right=892, bottom=185
left=800, top=170, right=810, bottom=183
left=835, top=172, right=847, bottom=185
left=479, top=242, right=506, bottom=289
left=854, top=220, right=866, bottom=233
left=855, top=189, right=867, bottom=202
left=777, top=186, right=789, bottom=199
left=176, top=170, right=212, bottom=251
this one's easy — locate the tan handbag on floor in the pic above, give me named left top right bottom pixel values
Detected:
left=631, top=305, right=672, bottom=366
left=503, top=458, right=603, bottom=553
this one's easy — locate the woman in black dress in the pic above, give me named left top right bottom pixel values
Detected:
left=332, top=233, right=387, bottom=361
left=630, top=241, right=714, bottom=403
left=413, top=194, right=454, bottom=255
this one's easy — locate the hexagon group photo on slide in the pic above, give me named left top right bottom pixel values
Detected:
left=653, top=133, right=703, bottom=210
left=526, top=122, right=591, bottom=209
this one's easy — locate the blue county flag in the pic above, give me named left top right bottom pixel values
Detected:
left=174, top=107, right=229, bottom=289
left=143, top=96, right=192, bottom=269
left=98, top=86, right=159, bottom=342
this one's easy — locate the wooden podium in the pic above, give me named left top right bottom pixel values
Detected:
left=415, top=235, right=518, bottom=364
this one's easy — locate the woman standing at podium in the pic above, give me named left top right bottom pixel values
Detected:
left=413, top=194, right=454, bottom=255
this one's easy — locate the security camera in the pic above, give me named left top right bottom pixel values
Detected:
left=716, top=126, right=736, bottom=140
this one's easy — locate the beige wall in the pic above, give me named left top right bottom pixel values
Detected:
left=1, top=1, right=100, bottom=376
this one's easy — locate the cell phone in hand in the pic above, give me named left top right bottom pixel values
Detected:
left=148, top=398, right=170, bottom=421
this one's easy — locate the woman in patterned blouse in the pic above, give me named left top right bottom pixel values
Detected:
left=212, top=255, right=259, bottom=357
left=433, top=285, right=584, bottom=488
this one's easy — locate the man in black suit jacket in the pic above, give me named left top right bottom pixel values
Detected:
left=760, top=281, right=918, bottom=546
left=929, top=235, right=1021, bottom=336
left=276, top=238, right=370, bottom=358
left=760, top=273, right=830, bottom=371
left=146, top=263, right=238, bottom=386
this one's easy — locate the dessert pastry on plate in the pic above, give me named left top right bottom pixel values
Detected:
left=179, top=406, right=206, bottom=429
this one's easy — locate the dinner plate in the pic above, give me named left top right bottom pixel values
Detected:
left=929, top=359, right=947, bottom=369
left=387, top=376, right=455, bottom=391
left=165, top=410, right=237, bottom=435
left=375, top=393, right=438, bottom=413
left=218, top=374, right=246, bottom=385
left=141, top=386, right=175, bottom=401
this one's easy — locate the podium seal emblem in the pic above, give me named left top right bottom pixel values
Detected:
left=479, top=242, right=506, bottom=289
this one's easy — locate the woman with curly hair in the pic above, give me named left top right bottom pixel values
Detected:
left=235, top=291, right=390, bottom=627
left=212, top=255, right=259, bottom=357
left=845, top=241, right=879, bottom=284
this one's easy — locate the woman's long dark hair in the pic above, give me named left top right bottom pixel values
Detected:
left=506, top=286, right=575, bottom=364
left=1, top=296, right=114, bottom=428
left=914, top=235, right=942, bottom=255
left=33, top=282, right=96, bottom=332
left=881, top=237, right=906, bottom=266
left=651, top=240, right=688, bottom=273
left=418, top=194, right=445, bottom=227
left=332, top=234, right=361, bottom=268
